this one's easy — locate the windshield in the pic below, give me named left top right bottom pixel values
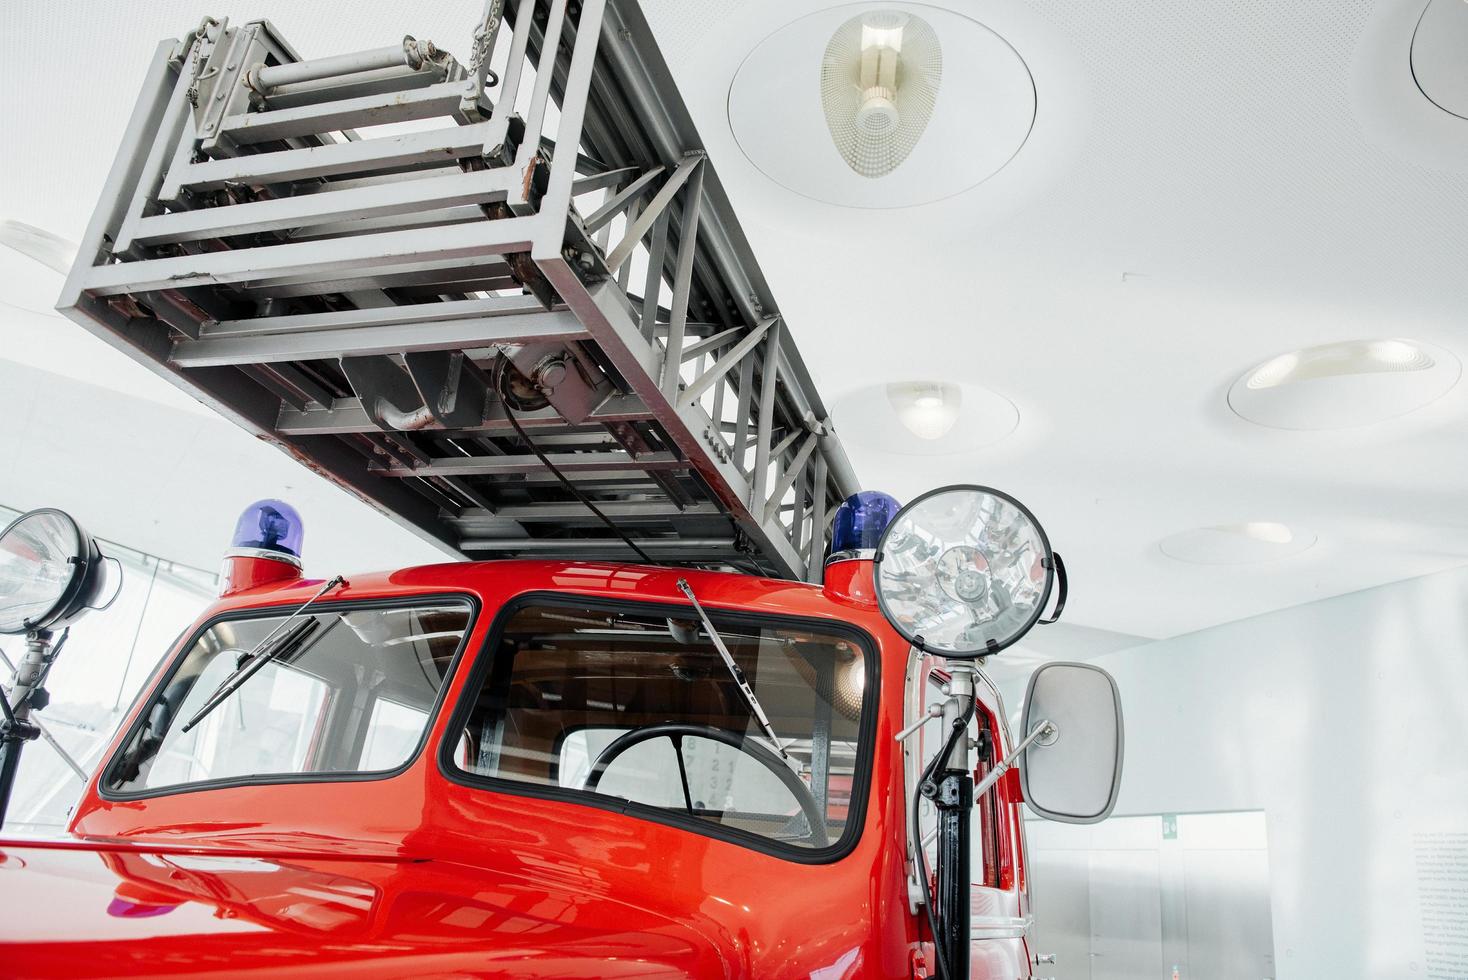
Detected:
left=445, top=599, right=874, bottom=853
left=106, top=600, right=473, bottom=795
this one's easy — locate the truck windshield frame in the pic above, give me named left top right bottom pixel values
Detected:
left=99, top=594, right=478, bottom=801
left=437, top=592, right=881, bottom=864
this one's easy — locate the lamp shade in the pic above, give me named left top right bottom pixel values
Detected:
left=0, top=509, right=108, bottom=634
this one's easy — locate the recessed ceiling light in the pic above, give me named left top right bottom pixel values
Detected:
left=887, top=380, right=960, bottom=439
left=832, top=380, right=1017, bottom=456
left=729, top=4, right=1035, bottom=208
left=1159, top=522, right=1316, bottom=565
left=1410, top=0, right=1468, bottom=120
left=1228, top=339, right=1459, bottom=429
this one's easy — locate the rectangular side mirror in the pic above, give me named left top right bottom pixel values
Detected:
left=1018, top=661, right=1124, bottom=824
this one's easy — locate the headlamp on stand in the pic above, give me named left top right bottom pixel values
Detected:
left=875, top=485, right=1069, bottom=980
left=0, top=508, right=119, bottom=829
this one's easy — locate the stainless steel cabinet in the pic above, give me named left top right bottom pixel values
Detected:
left=1025, top=812, right=1276, bottom=980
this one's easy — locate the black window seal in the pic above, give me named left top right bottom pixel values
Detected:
left=436, top=590, right=880, bottom=866
left=97, top=592, right=479, bottom=803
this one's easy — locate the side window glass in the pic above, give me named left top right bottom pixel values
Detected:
left=361, top=699, right=429, bottom=771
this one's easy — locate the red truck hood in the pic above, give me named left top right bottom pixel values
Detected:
left=0, top=837, right=729, bottom=978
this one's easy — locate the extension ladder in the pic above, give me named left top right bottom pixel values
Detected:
left=58, top=0, right=859, bottom=582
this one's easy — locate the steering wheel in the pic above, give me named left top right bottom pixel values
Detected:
left=582, top=723, right=829, bottom=847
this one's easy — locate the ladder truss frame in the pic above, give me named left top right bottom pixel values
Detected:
left=58, top=0, right=860, bottom=581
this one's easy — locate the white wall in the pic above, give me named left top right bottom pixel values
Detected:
left=1007, top=566, right=1468, bottom=980
left=0, top=355, right=450, bottom=579
left=1, top=246, right=453, bottom=578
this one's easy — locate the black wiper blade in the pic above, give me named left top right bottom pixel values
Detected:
left=186, top=618, right=304, bottom=722
left=675, top=578, right=791, bottom=761
left=180, top=617, right=321, bottom=734
left=180, top=575, right=344, bottom=734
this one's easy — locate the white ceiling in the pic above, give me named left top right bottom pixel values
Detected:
left=3, top=0, right=1468, bottom=643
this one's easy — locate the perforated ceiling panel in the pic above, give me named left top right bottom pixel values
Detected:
left=640, top=0, right=748, bottom=69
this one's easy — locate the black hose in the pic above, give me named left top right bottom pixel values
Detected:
left=912, top=695, right=977, bottom=980
left=494, top=357, right=654, bottom=564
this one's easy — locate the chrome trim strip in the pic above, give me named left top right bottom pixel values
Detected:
left=224, top=546, right=303, bottom=568
left=970, top=913, right=1032, bottom=939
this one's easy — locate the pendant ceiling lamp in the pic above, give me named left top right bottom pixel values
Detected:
left=820, top=10, right=943, bottom=178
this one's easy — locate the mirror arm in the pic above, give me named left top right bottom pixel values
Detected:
left=974, top=719, right=1055, bottom=798
left=894, top=702, right=944, bottom=743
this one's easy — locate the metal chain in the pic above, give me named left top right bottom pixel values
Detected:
left=184, top=17, right=221, bottom=108
left=462, top=0, right=505, bottom=114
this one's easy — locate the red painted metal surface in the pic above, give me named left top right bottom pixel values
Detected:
left=820, top=557, right=879, bottom=606
left=217, top=553, right=301, bottom=598
left=0, top=559, right=1031, bottom=978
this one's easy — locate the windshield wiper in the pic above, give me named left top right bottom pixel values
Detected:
left=180, top=575, right=345, bottom=734
left=675, top=579, right=791, bottom=761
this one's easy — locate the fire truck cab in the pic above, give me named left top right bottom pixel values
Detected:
left=0, top=496, right=1121, bottom=979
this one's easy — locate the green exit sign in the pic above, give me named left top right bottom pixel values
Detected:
left=1162, top=814, right=1178, bottom=840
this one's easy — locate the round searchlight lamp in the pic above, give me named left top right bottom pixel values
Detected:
left=874, top=485, right=1066, bottom=658
left=0, top=509, right=112, bottom=635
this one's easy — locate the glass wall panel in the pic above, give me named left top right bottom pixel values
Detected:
left=0, top=504, right=217, bottom=831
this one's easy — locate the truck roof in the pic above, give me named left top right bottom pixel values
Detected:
left=206, top=557, right=880, bottom=633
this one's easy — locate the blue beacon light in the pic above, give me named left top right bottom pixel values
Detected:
left=828, top=491, right=901, bottom=562
left=227, top=499, right=304, bottom=567
left=220, top=499, right=306, bottom=598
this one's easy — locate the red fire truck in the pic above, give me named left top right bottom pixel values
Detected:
left=0, top=3, right=1123, bottom=977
